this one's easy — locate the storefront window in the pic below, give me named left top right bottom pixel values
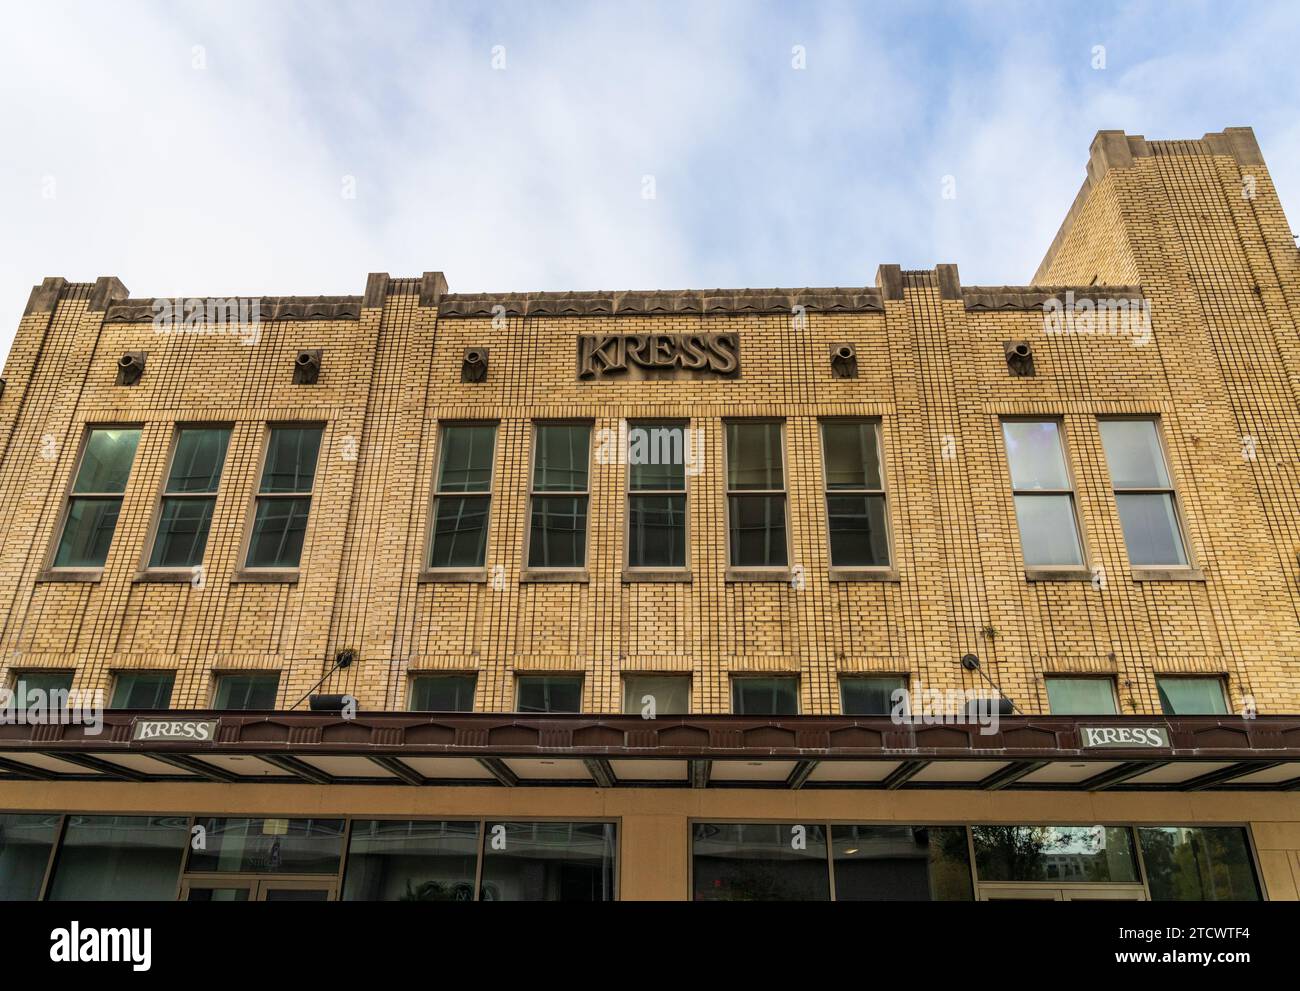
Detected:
left=832, top=825, right=972, bottom=900
left=47, top=815, right=188, bottom=900
left=1137, top=826, right=1260, bottom=901
left=972, top=825, right=1138, bottom=883
left=186, top=817, right=344, bottom=874
left=0, top=813, right=60, bottom=900
left=343, top=820, right=480, bottom=901
left=693, top=822, right=830, bottom=901
left=479, top=821, right=616, bottom=901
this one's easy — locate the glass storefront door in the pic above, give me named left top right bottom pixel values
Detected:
left=181, top=877, right=337, bottom=900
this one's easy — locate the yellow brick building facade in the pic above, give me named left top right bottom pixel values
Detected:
left=0, top=127, right=1297, bottom=902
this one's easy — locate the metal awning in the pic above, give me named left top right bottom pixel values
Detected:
left=0, top=712, right=1297, bottom=791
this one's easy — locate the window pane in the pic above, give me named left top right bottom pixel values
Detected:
left=628, top=424, right=686, bottom=490
left=149, top=496, right=215, bottom=568
left=12, top=672, right=72, bottom=712
left=1013, top=494, right=1083, bottom=566
left=1157, top=677, right=1227, bottom=715
left=246, top=496, right=312, bottom=568
left=692, top=823, right=829, bottom=901
left=1137, top=827, right=1260, bottom=901
left=527, top=496, right=587, bottom=568
left=437, top=425, right=496, bottom=493
left=826, top=494, right=889, bottom=566
left=166, top=428, right=231, bottom=493
left=480, top=822, right=616, bottom=902
left=732, top=677, right=798, bottom=715
left=213, top=673, right=280, bottom=710
left=342, top=820, right=481, bottom=901
left=0, top=813, right=60, bottom=901
left=726, top=422, right=783, bottom=490
left=48, top=815, right=188, bottom=900
left=1099, top=419, right=1170, bottom=488
left=840, top=676, right=906, bottom=716
left=186, top=817, right=345, bottom=874
left=259, top=427, right=322, bottom=493
left=972, top=825, right=1138, bottom=883
left=832, top=826, right=973, bottom=901
left=822, top=421, right=882, bottom=489
left=1046, top=678, right=1117, bottom=715
left=429, top=496, right=490, bottom=568
left=728, top=494, right=788, bottom=567
left=53, top=497, right=122, bottom=567
left=110, top=672, right=175, bottom=709
left=533, top=425, right=589, bottom=492
left=409, top=675, right=476, bottom=712
left=72, top=428, right=141, bottom=493
left=1003, top=421, right=1070, bottom=490
left=1115, top=493, right=1187, bottom=566
left=622, top=675, right=690, bottom=715
left=628, top=494, right=686, bottom=568
left=516, top=676, right=582, bottom=713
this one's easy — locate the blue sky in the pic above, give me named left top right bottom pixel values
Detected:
left=2, top=0, right=1299, bottom=357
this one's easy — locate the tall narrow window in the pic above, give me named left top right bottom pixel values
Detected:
left=53, top=427, right=141, bottom=568
left=527, top=424, right=590, bottom=570
left=1098, top=419, right=1188, bottom=567
left=149, top=427, right=231, bottom=569
left=1002, top=420, right=1083, bottom=567
left=246, top=426, right=322, bottom=569
left=627, top=422, right=687, bottom=569
left=821, top=420, right=889, bottom=567
left=429, top=424, right=496, bottom=569
left=726, top=422, right=788, bottom=568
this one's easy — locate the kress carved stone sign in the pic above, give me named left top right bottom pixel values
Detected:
left=577, top=332, right=739, bottom=380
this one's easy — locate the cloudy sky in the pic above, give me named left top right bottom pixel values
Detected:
left=2, top=0, right=1298, bottom=360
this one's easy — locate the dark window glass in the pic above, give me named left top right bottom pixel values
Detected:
left=1046, top=677, right=1117, bottom=715
left=825, top=495, right=889, bottom=567
left=1157, top=677, right=1228, bottom=715
left=516, top=675, right=582, bottom=713
left=212, top=673, right=280, bottom=710
left=0, top=813, right=60, bottom=901
left=840, top=676, right=906, bottom=716
left=430, top=425, right=496, bottom=569
left=246, top=497, right=312, bottom=568
left=822, top=421, right=889, bottom=567
left=186, top=817, right=345, bottom=874
left=533, top=425, right=589, bottom=492
left=246, top=427, right=321, bottom=569
left=726, top=423, right=787, bottom=568
left=436, top=425, right=496, bottom=493
left=732, top=677, right=798, bottom=715
left=53, top=499, right=123, bottom=568
left=527, top=496, right=588, bottom=568
left=622, top=675, right=690, bottom=715
left=71, top=429, right=141, bottom=494
left=1137, top=826, right=1260, bottom=901
left=149, top=427, right=230, bottom=568
left=628, top=423, right=687, bottom=569
left=832, top=825, right=973, bottom=901
left=479, top=822, right=616, bottom=901
left=10, top=672, right=72, bottom=713
left=110, top=671, right=175, bottom=709
left=1002, top=421, right=1084, bottom=567
left=47, top=815, right=188, bottom=900
left=185, top=887, right=250, bottom=901
left=409, top=675, right=476, bottom=712
left=342, top=820, right=481, bottom=901
left=972, top=825, right=1138, bottom=883
left=692, top=822, right=830, bottom=901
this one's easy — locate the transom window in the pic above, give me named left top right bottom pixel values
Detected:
left=515, top=675, right=582, bottom=713
left=821, top=420, right=889, bottom=567
left=246, top=426, right=322, bottom=569
left=731, top=676, right=799, bottom=715
left=1157, top=676, right=1228, bottom=715
left=53, top=427, right=142, bottom=569
left=110, top=671, right=176, bottom=709
left=429, top=424, right=497, bottom=569
left=725, top=421, right=788, bottom=568
left=409, top=674, right=477, bottom=712
left=840, top=675, right=906, bottom=716
left=1098, top=419, right=1188, bottom=567
left=212, top=672, right=281, bottom=710
left=626, top=422, right=688, bottom=569
left=527, top=424, right=590, bottom=570
left=1045, top=676, right=1118, bottom=715
left=622, top=674, right=690, bottom=715
left=1002, top=420, right=1084, bottom=567
left=149, top=427, right=231, bottom=569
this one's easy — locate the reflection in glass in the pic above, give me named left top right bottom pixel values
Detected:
left=972, top=825, right=1138, bottom=883
left=832, top=825, right=973, bottom=901
left=48, top=815, right=188, bottom=900
left=0, top=813, right=60, bottom=901
left=343, top=820, right=481, bottom=901
left=480, top=822, right=616, bottom=901
left=1137, top=826, right=1260, bottom=901
left=186, top=817, right=345, bottom=874
left=692, top=822, right=829, bottom=901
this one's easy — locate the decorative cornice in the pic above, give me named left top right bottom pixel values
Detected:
left=103, top=296, right=362, bottom=323
left=963, top=285, right=1145, bottom=312
left=438, top=288, right=885, bottom=318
